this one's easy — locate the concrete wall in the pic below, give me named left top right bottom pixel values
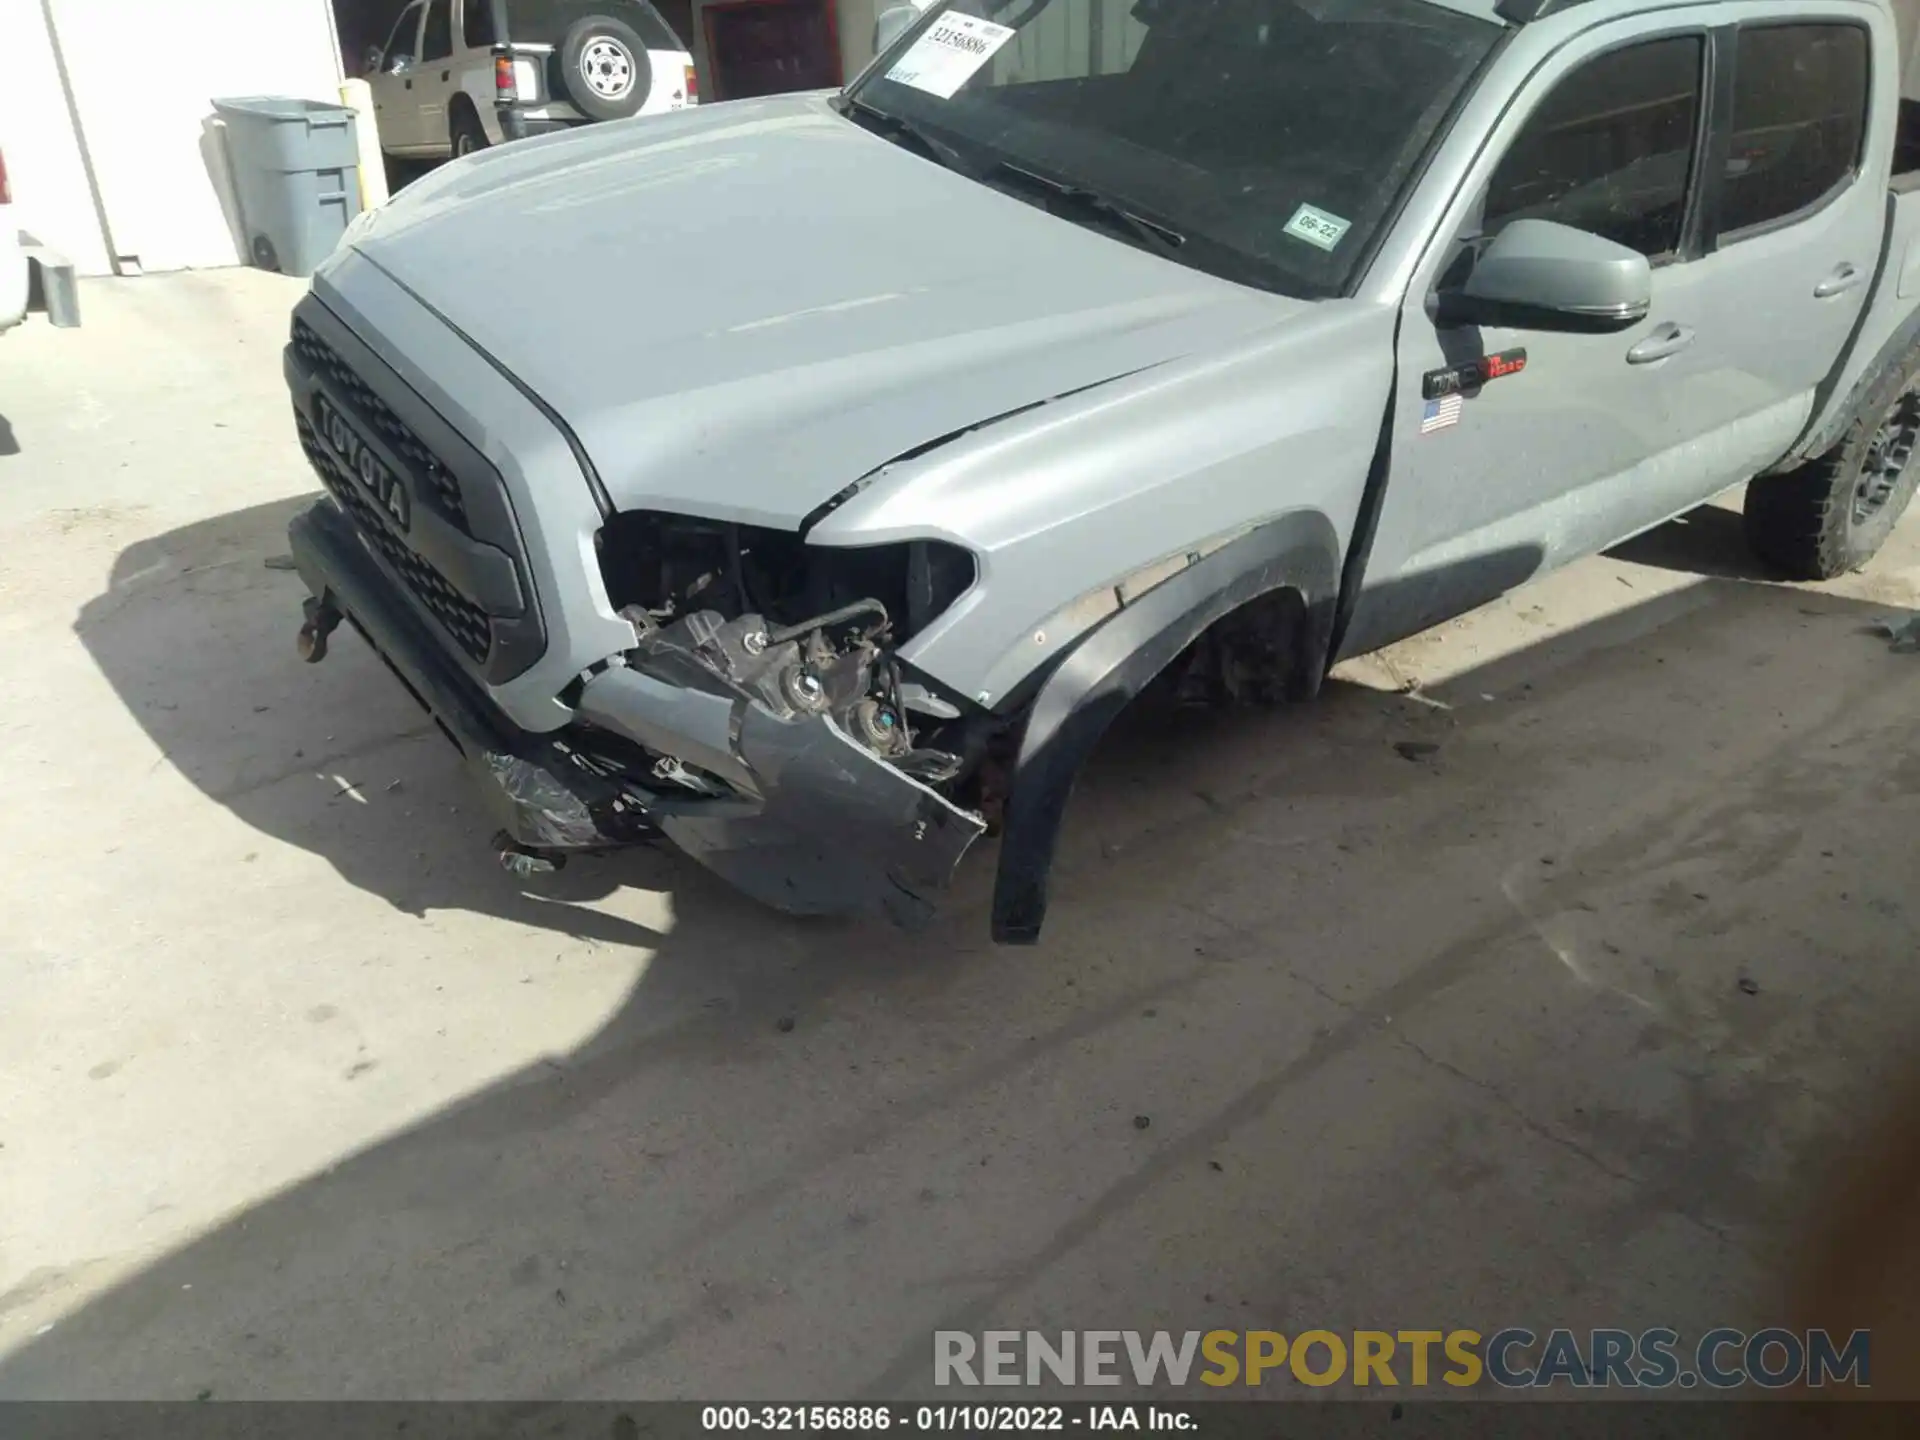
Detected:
left=0, top=0, right=342, bottom=275
left=838, top=0, right=1140, bottom=92
left=1899, top=0, right=1920, bottom=97
left=0, top=0, right=112, bottom=275
left=836, top=0, right=937, bottom=89
left=837, top=0, right=883, bottom=84
left=993, top=0, right=1144, bottom=80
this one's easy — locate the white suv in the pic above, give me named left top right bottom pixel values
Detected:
left=366, top=0, right=695, bottom=159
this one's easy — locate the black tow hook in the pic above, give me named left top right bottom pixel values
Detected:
left=297, top=596, right=342, bottom=664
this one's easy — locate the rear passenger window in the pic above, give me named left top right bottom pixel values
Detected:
left=422, top=0, right=453, bottom=61
left=464, top=0, right=497, bottom=48
left=1719, top=24, right=1868, bottom=236
left=1484, top=36, right=1703, bottom=259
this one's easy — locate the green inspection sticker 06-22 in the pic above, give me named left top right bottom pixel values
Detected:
left=1283, top=203, right=1352, bottom=252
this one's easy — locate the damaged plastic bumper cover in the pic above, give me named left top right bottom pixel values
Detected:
left=288, top=500, right=984, bottom=928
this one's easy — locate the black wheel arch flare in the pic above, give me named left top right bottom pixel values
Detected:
left=990, top=511, right=1343, bottom=945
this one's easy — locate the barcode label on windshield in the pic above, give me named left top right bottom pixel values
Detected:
left=1284, top=203, right=1352, bottom=252
left=887, top=13, right=1016, bottom=99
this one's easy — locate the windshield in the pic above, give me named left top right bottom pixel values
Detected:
left=847, top=0, right=1502, bottom=298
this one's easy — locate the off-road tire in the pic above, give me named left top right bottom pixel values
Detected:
left=450, top=104, right=489, bottom=159
left=556, top=17, right=653, bottom=123
left=1744, top=345, right=1920, bottom=580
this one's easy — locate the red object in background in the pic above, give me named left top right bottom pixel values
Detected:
left=685, top=61, right=699, bottom=101
left=494, top=53, right=518, bottom=96
left=702, top=0, right=840, bottom=102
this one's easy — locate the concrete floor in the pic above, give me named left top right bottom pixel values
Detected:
left=3, top=270, right=1920, bottom=1401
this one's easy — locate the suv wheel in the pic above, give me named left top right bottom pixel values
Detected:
left=451, top=108, right=489, bottom=158
left=1745, top=346, right=1920, bottom=580
left=557, top=16, right=654, bottom=122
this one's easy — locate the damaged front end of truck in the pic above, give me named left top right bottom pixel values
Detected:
left=552, top=508, right=1009, bottom=928
left=278, top=84, right=1348, bottom=944
left=291, top=491, right=1004, bottom=931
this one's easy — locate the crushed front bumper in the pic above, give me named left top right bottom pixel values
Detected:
left=287, top=499, right=985, bottom=928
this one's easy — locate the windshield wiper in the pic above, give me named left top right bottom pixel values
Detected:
left=991, top=163, right=1187, bottom=261
left=832, top=95, right=977, bottom=178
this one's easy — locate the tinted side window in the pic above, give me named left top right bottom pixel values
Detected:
left=1720, top=24, right=1868, bottom=236
left=465, top=0, right=498, bottom=47
left=1485, top=36, right=1703, bottom=258
left=422, top=0, right=453, bottom=60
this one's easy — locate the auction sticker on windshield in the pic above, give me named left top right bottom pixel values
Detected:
left=887, top=13, right=1017, bottom=99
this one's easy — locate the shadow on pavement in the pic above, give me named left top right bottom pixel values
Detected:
left=1607, top=501, right=1777, bottom=583
left=0, top=411, right=18, bottom=457
left=385, top=154, right=443, bottom=195
left=70, top=494, right=670, bottom=953
left=15, top=497, right=1920, bottom=1402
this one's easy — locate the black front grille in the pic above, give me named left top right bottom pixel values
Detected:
left=292, top=318, right=468, bottom=529
left=297, top=409, right=493, bottom=665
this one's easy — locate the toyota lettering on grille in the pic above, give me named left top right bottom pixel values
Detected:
left=315, top=393, right=411, bottom=533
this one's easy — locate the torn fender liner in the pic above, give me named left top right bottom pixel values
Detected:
left=576, top=666, right=759, bottom=796
left=648, top=704, right=986, bottom=930
left=992, top=512, right=1341, bottom=945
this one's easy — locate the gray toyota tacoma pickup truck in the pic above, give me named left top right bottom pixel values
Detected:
left=285, top=0, right=1920, bottom=942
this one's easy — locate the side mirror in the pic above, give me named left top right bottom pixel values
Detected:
left=1439, top=219, right=1651, bottom=334
left=363, top=45, right=384, bottom=74
left=874, top=4, right=921, bottom=53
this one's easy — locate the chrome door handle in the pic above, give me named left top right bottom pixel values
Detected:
left=1815, top=263, right=1865, bottom=298
left=1627, top=322, right=1695, bottom=365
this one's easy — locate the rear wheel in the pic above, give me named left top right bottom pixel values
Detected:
left=556, top=16, right=653, bottom=122
left=450, top=105, right=489, bottom=158
left=1745, top=346, right=1920, bottom=580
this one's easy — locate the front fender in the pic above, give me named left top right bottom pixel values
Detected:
left=807, top=300, right=1395, bottom=706
left=991, top=511, right=1341, bottom=945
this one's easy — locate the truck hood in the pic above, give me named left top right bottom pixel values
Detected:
left=343, top=93, right=1301, bottom=529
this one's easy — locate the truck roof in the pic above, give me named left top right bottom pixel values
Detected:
left=1489, top=0, right=1920, bottom=105
left=1413, top=0, right=1628, bottom=27
left=1484, top=0, right=1907, bottom=23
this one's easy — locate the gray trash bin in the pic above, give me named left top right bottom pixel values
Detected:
left=212, top=97, right=363, bottom=278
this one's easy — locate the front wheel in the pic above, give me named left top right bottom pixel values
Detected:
left=1745, top=349, right=1920, bottom=580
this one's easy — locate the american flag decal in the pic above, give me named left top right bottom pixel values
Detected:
left=1421, top=393, right=1464, bottom=435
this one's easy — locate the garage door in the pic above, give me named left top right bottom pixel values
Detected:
left=44, top=0, right=343, bottom=273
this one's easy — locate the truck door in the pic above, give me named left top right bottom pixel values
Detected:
left=1687, top=17, right=1883, bottom=444
left=1340, top=5, right=1878, bottom=660
left=371, top=1, right=429, bottom=153
left=413, top=0, right=461, bottom=155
